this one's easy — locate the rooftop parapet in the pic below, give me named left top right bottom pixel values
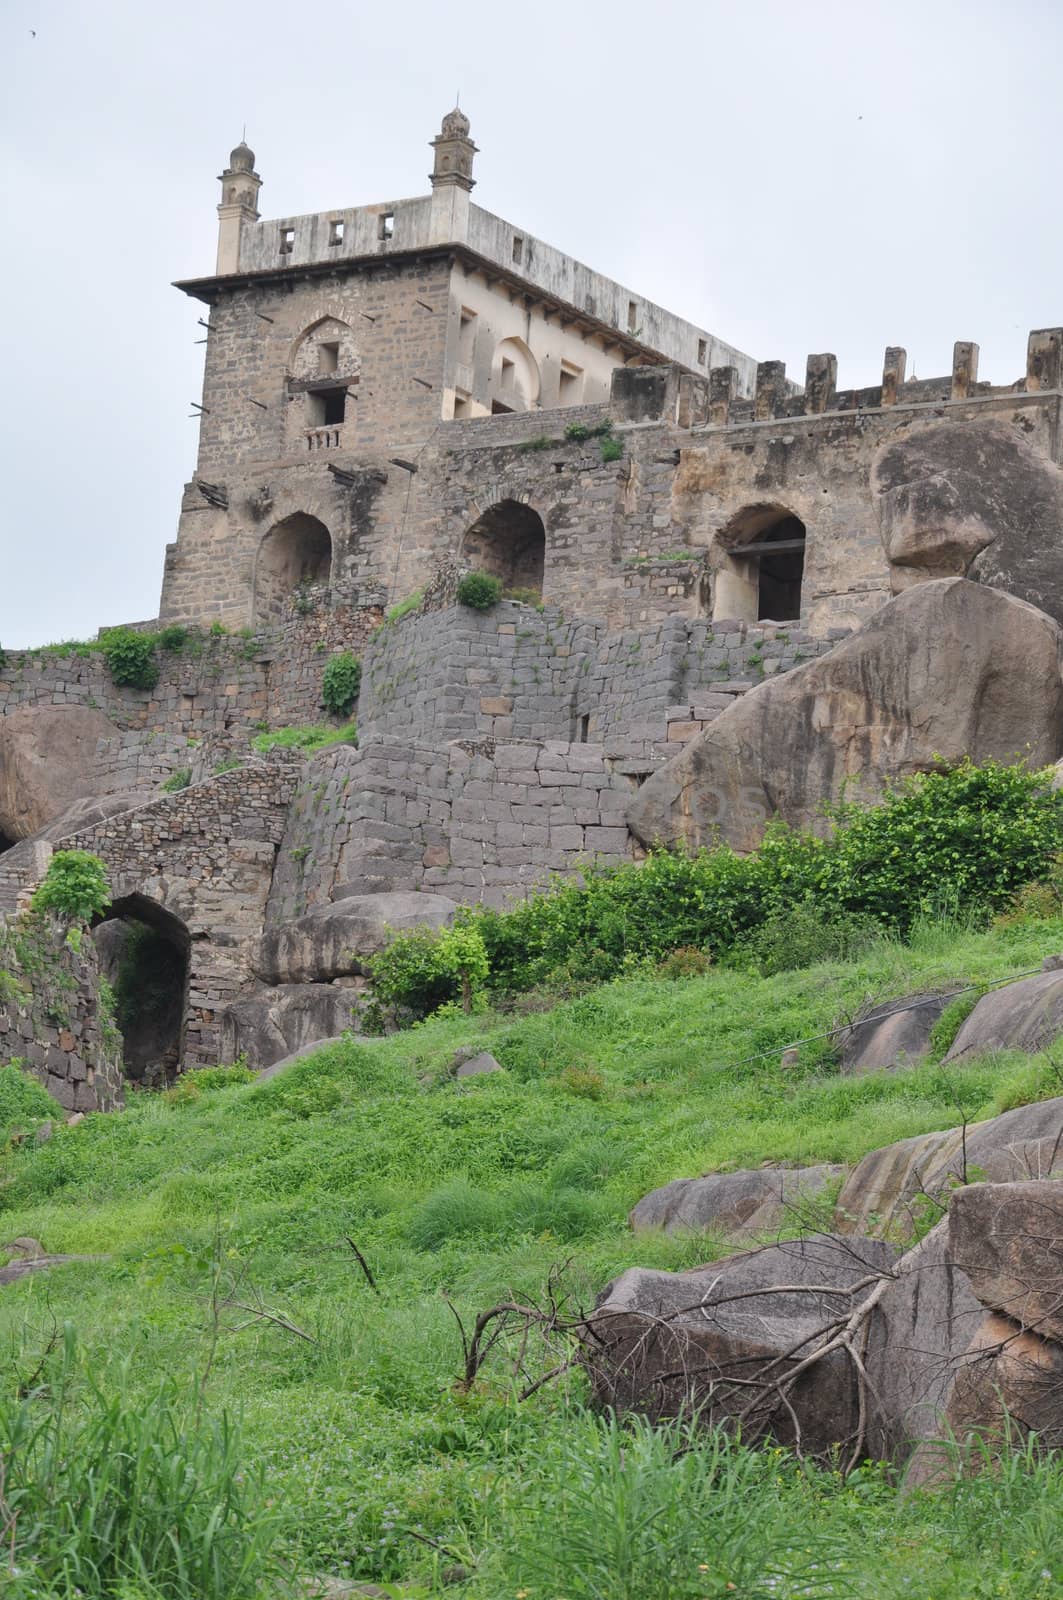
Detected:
left=698, top=328, right=1063, bottom=427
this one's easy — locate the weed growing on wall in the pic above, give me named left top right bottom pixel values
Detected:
left=30, top=851, right=110, bottom=925
left=98, top=627, right=158, bottom=691
left=321, top=652, right=362, bottom=717
left=160, top=767, right=192, bottom=792
left=251, top=722, right=358, bottom=755
left=456, top=571, right=503, bottom=611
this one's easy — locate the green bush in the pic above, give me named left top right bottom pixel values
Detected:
left=30, top=850, right=110, bottom=924
left=99, top=626, right=159, bottom=691
left=599, top=433, right=624, bottom=463
left=321, top=651, right=361, bottom=717
left=742, top=901, right=878, bottom=976
left=366, top=923, right=489, bottom=1021
left=0, top=1335, right=285, bottom=1598
left=160, top=767, right=192, bottom=792
left=456, top=570, right=503, bottom=611
left=366, top=760, right=1063, bottom=1017
left=156, top=624, right=188, bottom=652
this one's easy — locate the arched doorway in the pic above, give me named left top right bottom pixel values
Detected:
left=712, top=505, right=806, bottom=623
left=462, top=501, right=546, bottom=601
left=253, top=513, right=332, bottom=623
left=92, top=895, right=190, bottom=1085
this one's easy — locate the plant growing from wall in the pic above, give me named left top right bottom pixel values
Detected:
left=157, top=625, right=188, bottom=652
left=99, top=628, right=159, bottom=691
left=30, top=850, right=110, bottom=925
left=161, top=768, right=192, bottom=792
left=456, top=571, right=503, bottom=611
left=321, top=651, right=362, bottom=717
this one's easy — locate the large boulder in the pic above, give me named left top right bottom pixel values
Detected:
left=835, top=1095, right=1063, bottom=1238
left=220, top=983, right=360, bottom=1069
left=586, top=1234, right=897, bottom=1453
left=254, top=891, right=458, bottom=985
left=944, top=970, right=1063, bottom=1062
left=0, top=705, right=122, bottom=840
left=949, top=1181, right=1063, bottom=1341
left=839, top=993, right=951, bottom=1076
left=627, top=579, right=1063, bottom=853
left=629, top=1165, right=843, bottom=1241
left=871, top=418, right=1063, bottom=626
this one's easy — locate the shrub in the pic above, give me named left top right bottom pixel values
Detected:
left=99, top=626, right=159, bottom=691
left=456, top=570, right=503, bottom=611
left=656, top=945, right=713, bottom=979
left=741, top=901, right=878, bottom=976
left=384, top=590, right=423, bottom=625
left=161, top=767, right=192, bottom=792
left=0, top=1062, right=59, bottom=1147
left=156, top=624, right=188, bottom=651
left=0, top=1335, right=285, bottom=1598
left=366, top=923, right=489, bottom=1020
left=600, top=433, right=624, bottom=463
left=321, top=651, right=361, bottom=717
left=30, top=850, right=110, bottom=924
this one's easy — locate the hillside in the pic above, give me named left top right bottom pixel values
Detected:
left=3, top=912, right=1063, bottom=1598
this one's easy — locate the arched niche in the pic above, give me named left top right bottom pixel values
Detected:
left=92, top=894, right=191, bottom=1086
left=462, top=500, right=546, bottom=600
left=490, top=337, right=541, bottom=413
left=711, top=504, right=806, bottom=623
left=253, top=513, right=332, bottom=623
left=287, top=316, right=359, bottom=383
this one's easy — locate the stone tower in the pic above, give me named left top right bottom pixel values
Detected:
left=216, top=139, right=262, bottom=274
left=430, top=106, right=478, bottom=192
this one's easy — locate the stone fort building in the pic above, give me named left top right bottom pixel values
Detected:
left=1, top=109, right=1061, bottom=1104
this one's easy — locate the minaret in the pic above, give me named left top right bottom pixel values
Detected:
left=427, top=108, right=476, bottom=246
left=216, top=140, right=262, bottom=275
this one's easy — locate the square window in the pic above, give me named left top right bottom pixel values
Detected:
left=328, top=219, right=344, bottom=246
left=319, top=342, right=339, bottom=374
left=279, top=227, right=295, bottom=254
left=379, top=212, right=394, bottom=241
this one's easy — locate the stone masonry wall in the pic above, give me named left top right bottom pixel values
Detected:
left=358, top=600, right=845, bottom=760
left=0, top=915, right=124, bottom=1114
left=267, top=736, right=640, bottom=922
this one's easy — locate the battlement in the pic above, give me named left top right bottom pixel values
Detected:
left=696, top=328, right=1063, bottom=428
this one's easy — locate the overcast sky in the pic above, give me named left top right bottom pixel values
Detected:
left=2, top=0, right=1060, bottom=647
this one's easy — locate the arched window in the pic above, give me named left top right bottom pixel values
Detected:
left=462, top=500, right=546, bottom=601
left=253, top=513, right=332, bottom=622
left=490, top=337, right=541, bottom=414
left=93, top=894, right=190, bottom=1085
left=712, top=505, right=806, bottom=623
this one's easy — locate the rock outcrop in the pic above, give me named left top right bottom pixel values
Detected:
left=943, top=970, right=1063, bottom=1062
left=254, top=891, right=458, bottom=986
left=839, top=993, right=951, bottom=1076
left=834, top=1096, right=1063, bottom=1238
left=627, top=579, right=1063, bottom=853
left=0, top=704, right=122, bottom=841
left=629, top=1165, right=842, bottom=1241
left=871, top=418, right=1063, bottom=626
left=590, top=1181, right=1063, bottom=1474
left=220, top=982, right=360, bottom=1069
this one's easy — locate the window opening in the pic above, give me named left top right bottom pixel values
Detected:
left=558, top=361, right=583, bottom=403
left=328, top=218, right=344, bottom=246
left=697, top=339, right=708, bottom=365
left=512, top=235, right=524, bottom=265
left=279, top=226, right=295, bottom=254
left=627, top=300, right=638, bottom=333
left=379, top=211, right=394, bottom=241
left=318, top=342, right=339, bottom=374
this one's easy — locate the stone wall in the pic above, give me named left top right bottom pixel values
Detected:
left=358, top=600, right=845, bottom=758
left=267, top=736, right=640, bottom=922
left=0, top=915, right=124, bottom=1114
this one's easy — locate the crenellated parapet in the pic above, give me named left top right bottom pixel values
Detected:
left=701, top=328, right=1063, bottom=426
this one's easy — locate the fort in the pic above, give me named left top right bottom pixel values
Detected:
left=2, top=109, right=1062, bottom=1104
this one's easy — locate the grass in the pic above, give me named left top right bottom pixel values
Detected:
left=3, top=914, right=1063, bottom=1595
left=250, top=722, right=358, bottom=755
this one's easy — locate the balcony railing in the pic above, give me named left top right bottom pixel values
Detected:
left=305, top=426, right=343, bottom=451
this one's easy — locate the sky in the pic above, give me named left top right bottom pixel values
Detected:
left=2, top=0, right=1061, bottom=647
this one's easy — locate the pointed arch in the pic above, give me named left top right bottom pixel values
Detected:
left=462, top=500, right=546, bottom=599
left=254, top=513, right=333, bottom=622
left=711, top=503, right=806, bottom=623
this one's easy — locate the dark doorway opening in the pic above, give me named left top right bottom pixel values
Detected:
left=754, top=514, right=806, bottom=621
left=253, top=512, right=333, bottom=623
left=0, top=831, right=14, bottom=856
left=462, top=500, right=546, bottom=602
left=93, top=896, right=190, bottom=1085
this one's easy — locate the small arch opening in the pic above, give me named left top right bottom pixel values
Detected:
left=93, top=895, right=190, bottom=1086
left=0, top=830, right=14, bottom=856
left=712, top=505, right=806, bottom=623
left=462, top=500, right=546, bottom=601
left=254, top=513, right=332, bottom=623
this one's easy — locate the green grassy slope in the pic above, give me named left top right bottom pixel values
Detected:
left=4, top=915, right=1063, bottom=1598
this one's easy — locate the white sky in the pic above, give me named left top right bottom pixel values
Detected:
left=2, top=0, right=1060, bottom=647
